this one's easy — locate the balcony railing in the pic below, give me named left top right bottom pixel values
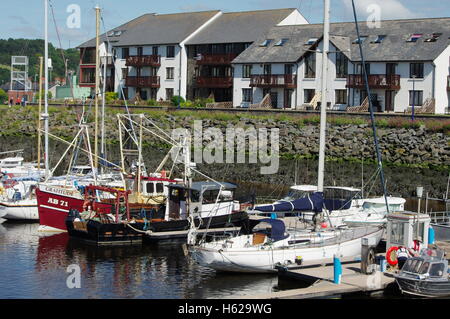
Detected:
left=195, top=53, right=238, bottom=65
left=125, top=76, right=160, bottom=88
left=195, top=76, right=233, bottom=88
left=346, top=74, right=401, bottom=90
left=125, top=55, right=161, bottom=67
left=249, top=75, right=297, bottom=88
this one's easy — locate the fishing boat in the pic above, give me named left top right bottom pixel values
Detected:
left=395, top=247, right=450, bottom=297
left=65, top=180, right=248, bottom=244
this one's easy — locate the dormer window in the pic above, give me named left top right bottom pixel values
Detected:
left=371, top=35, right=386, bottom=44
left=274, top=38, right=289, bottom=46
left=425, top=33, right=442, bottom=42
left=260, top=39, right=272, bottom=47
left=305, top=38, right=318, bottom=45
left=407, top=34, right=423, bottom=42
left=352, top=36, right=368, bottom=44
left=113, top=30, right=122, bottom=36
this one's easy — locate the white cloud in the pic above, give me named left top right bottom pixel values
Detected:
left=341, top=0, right=418, bottom=20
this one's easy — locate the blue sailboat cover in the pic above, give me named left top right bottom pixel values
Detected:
left=254, top=192, right=323, bottom=213
left=251, top=218, right=288, bottom=241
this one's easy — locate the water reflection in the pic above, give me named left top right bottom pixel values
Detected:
left=0, top=222, right=279, bottom=299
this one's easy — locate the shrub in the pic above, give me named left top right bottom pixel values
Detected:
left=171, top=95, right=185, bottom=106
left=0, top=89, right=7, bottom=104
left=105, top=92, right=119, bottom=103
left=147, top=99, right=158, bottom=106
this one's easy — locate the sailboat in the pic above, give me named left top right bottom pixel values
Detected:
left=188, top=0, right=385, bottom=273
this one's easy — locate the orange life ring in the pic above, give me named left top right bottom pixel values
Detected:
left=386, top=246, right=399, bottom=266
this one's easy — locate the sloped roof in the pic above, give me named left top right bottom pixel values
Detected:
left=78, top=11, right=220, bottom=48
left=233, top=17, right=450, bottom=64
left=185, top=8, right=297, bottom=45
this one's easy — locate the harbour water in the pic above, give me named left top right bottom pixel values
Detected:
left=0, top=137, right=447, bottom=299
left=0, top=222, right=280, bottom=299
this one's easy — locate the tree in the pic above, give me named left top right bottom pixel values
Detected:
left=0, top=88, right=7, bottom=104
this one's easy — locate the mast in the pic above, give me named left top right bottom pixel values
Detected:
left=94, top=5, right=100, bottom=170
left=100, top=46, right=107, bottom=174
left=317, top=0, right=330, bottom=193
left=351, top=0, right=390, bottom=213
left=37, top=56, right=43, bottom=170
left=44, top=0, right=49, bottom=178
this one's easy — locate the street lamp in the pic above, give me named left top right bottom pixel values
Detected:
left=411, top=75, right=416, bottom=121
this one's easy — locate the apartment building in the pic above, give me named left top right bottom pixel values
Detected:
left=232, top=18, right=450, bottom=114
left=183, top=8, right=308, bottom=102
left=77, top=8, right=307, bottom=102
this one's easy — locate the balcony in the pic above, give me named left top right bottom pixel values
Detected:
left=125, top=55, right=161, bottom=67
left=346, top=74, right=401, bottom=90
left=249, top=74, right=297, bottom=88
left=195, top=76, right=233, bottom=88
left=195, top=53, right=238, bottom=65
left=125, top=76, right=160, bottom=88
left=79, top=66, right=96, bottom=87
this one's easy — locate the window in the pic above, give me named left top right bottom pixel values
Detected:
left=150, top=88, right=157, bottom=100
left=263, top=64, right=271, bottom=76
left=409, top=90, right=423, bottom=106
left=304, top=53, right=316, bottom=78
left=166, top=67, right=174, bottom=80
left=407, top=34, right=423, bottom=42
left=150, top=67, right=158, bottom=77
left=305, top=38, right=318, bottom=45
left=146, top=183, right=154, bottom=194
left=410, top=63, right=424, bottom=78
left=429, top=263, right=445, bottom=277
left=356, top=63, right=370, bottom=75
left=166, top=88, right=174, bottom=100
left=425, top=33, right=442, bottom=42
left=371, top=35, right=386, bottom=44
left=304, top=89, right=315, bottom=103
left=242, top=88, right=252, bottom=103
left=137, top=47, right=143, bottom=56
left=285, top=64, right=294, bottom=75
left=274, top=38, right=289, bottom=46
left=122, top=48, right=129, bottom=59
left=155, top=183, right=164, bottom=194
left=121, top=68, right=128, bottom=79
left=335, top=51, right=348, bottom=78
left=353, top=36, right=368, bottom=44
left=242, top=65, right=252, bottom=78
left=335, top=90, right=347, bottom=104
left=390, top=222, right=405, bottom=245
left=259, top=39, right=272, bottom=47
left=166, top=45, right=175, bottom=58
left=152, top=46, right=159, bottom=55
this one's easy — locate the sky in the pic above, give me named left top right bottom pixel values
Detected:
left=2, top=0, right=449, bottom=49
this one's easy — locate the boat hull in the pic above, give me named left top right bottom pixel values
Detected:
left=395, top=276, right=450, bottom=298
left=36, top=187, right=84, bottom=232
left=191, top=227, right=384, bottom=273
left=66, top=211, right=248, bottom=244
left=0, top=202, right=39, bottom=220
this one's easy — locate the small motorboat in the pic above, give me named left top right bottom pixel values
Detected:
left=395, top=247, right=450, bottom=297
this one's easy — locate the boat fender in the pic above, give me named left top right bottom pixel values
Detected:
left=386, top=246, right=398, bottom=266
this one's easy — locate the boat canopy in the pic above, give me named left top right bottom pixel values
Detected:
left=246, top=218, right=288, bottom=241
left=254, top=192, right=324, bottom=213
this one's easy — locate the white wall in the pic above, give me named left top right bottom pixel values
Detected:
left=277, top=9, right=309, bottom=26
left=433, top=44, right=450, bottom=114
